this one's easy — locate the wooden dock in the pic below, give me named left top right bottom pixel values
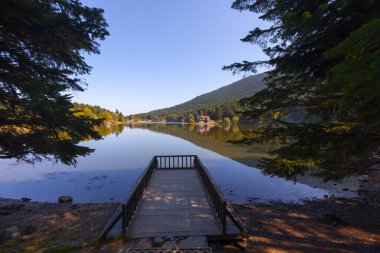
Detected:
left=101, top=155, right=246, bottom=240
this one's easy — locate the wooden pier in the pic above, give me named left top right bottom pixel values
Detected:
left=101, top=155, right=246, bottom=240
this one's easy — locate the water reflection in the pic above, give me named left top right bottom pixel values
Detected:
left=0, top=123, right=357, bottom=204
left=95, top=124, right=126, bottom=137
left=131, top=123, right=280, bottom=168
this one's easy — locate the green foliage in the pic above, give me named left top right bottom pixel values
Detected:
left=225, top=0, right=380, bottom=180
left=73, top=103, right=126, bottom=124
left=166, top=114, right=179, bottom=122
left=188, top=114, right=196, bottom=124
left=0, top=0, right=109, bottom=164
left=98, top=111, right=113, bottom=122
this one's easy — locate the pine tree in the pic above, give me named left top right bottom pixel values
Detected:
left=0, top=0, right=109, bottom=164
left=224, top=0, right=380, bottom=180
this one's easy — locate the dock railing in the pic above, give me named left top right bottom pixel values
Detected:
left=100, top=155, right=247, bottom=239
left=193, top=155, right=227, bottom=233
left=100, top=157, right=156, bottom=238
left=156, top=155, right=195, bottom=169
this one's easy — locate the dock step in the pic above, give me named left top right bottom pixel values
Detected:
left=126, top=248, right=212, bottom=253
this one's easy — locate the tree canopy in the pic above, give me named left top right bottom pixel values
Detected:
left=0, top=0, right=109, bottom=164
left=224, top=0, right=380, bottom=180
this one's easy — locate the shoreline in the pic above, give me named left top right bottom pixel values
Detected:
left=1, top=195, right=379, bottom=252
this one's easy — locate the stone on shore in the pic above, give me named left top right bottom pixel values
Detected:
left=58, top=195, right=73, bottom=203
left=21, top=197, right=31, bottom=202
left=6, top=226, right=19, bottom=234
left=5, top=226, right=21, bottom=239
left=153, top=237, right=164, bottom=244
left=136, top=238, right=152, bottom=248
left=358, top=175, right=369, bottom=182
left=163, top=240, right=177, bottom=248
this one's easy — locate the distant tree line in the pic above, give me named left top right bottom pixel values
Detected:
left=73, top=103, right=126, bottom=124
left=131, top=101, right=242, bottom=123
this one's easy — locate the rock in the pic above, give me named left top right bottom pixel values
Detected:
left=163, top=240, right=177, bottom=248
left=178, top=236, right=208, bottom=248
left=58, top=195, right=73, bottom=203
left=342, top=188, right=349, bottom=191
left=5, top=226, right=22, bottom=239
left=136, top=238, right=152, bottom=248
left=6, top=226, right=20, bottom=234
left=153, top=237, right=164, bottom=244
left=21, top=197, right=31, bottom=202
left=358, top=175, right=369, bottom=182
left=11, top=232, right=22, bottom=239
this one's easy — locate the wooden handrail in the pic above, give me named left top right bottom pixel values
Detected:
left=156, top=155, right=195, bottom=169
left=194, top=156, right=227, bottom=233
left=100, top=157, right=156, bottom=239
left=194, top=155, right=247, bottom=236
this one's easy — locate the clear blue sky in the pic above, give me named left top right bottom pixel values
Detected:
left=76, top=0, right=268, bottom=115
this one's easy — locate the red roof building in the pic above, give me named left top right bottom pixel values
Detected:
left=197, top=115, right=212, bottom=122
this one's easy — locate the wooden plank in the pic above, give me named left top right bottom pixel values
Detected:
left=102, top=156, right=244, bottom=240
left=125, top=167, right=242, bottom=238
left=127, top=169, right=222, bottom=237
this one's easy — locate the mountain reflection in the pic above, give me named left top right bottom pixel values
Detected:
left=126, top=123, right=281, bottom=168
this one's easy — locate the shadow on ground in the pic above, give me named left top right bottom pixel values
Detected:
left=232, top=198, right=380, bottom=253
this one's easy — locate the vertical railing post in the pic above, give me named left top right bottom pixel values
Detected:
left=121, top=204, right=127, bottom=236
left=222, top=200, right=227, bottom=234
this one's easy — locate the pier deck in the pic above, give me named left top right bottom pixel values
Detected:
left=101, top=155, right=246, bottom=240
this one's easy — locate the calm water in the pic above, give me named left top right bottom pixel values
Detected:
left=0, top=123, right=357, bottom=204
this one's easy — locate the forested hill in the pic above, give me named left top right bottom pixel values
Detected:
left=134, top=73, right=266, bottom=121
left=170, top=72, right=266, bottom=109
left=73, top=103, right=126, bottom=123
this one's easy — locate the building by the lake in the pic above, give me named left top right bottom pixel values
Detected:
left=197, top=115, right=214, bottom=124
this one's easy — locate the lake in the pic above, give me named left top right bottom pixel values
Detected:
left=0, top=123, right=359, bottom=204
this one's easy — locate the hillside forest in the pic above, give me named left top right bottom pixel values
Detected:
left=132, top=73, right=266, bottom=123
left=73, top=103, right=126, bottom=124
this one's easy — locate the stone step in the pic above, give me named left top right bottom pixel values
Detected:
left=127, top=248, right=212, bottom=253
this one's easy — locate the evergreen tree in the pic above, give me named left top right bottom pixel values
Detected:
left=0, top=0, right=109, bottom=164
left=224, top=0, right=380, bottom=180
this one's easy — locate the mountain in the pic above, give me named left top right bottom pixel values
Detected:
left=168, top=72, right=266, bottom=110
left=133, top=72, right=266, bottom=121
